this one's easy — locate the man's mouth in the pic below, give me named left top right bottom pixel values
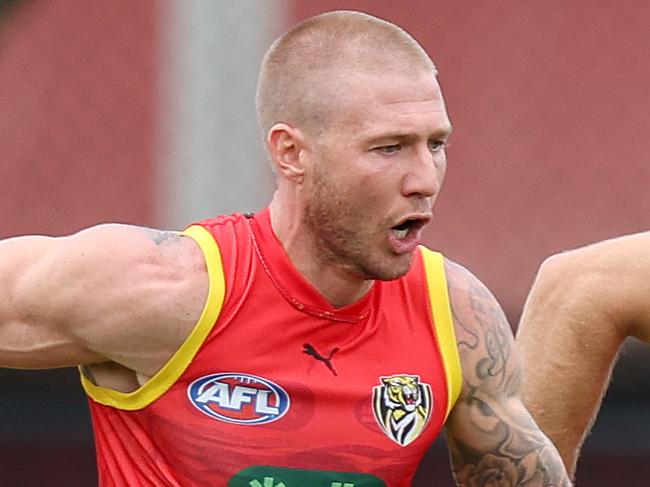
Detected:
left=390, top=217, right=429, bottom=240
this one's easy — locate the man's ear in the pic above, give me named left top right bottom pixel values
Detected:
left=267, top=123, right=307, bottom=182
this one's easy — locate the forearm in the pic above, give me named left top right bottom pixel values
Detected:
left=518, top=319, right=621, bottom=477
left=517, top=255, right=626, bottom=476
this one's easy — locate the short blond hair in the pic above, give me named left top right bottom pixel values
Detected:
left=256, top=10, right=437, bottom=140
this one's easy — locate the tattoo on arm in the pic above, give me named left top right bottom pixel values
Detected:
left=140, top=228, right=183, bottom=246
left=471, top=290, right=508, bottom=380
left=447, top=268, right=571, bottom=486
left=447, top=398, right=570, bottom=486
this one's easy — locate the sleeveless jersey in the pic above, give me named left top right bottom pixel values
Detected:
left=82, top=209, right=462, bottom=487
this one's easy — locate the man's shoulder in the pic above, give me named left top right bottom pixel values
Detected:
left=407, top=247, right=491, bottom=312
left=415, top=246, right=473, bottom=283
left=187, top=212, right=254, bottom=233
left=186, top=211, right=262, bottom=248
left=540, top=231, right=650, bottom=276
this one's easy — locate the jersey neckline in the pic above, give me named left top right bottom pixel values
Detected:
left=249, top=208, right=374, bottom=323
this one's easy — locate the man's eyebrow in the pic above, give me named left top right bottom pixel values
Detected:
left=435, top=124, right=453, bottom=138
left=367, top=126, right=453, bottom=144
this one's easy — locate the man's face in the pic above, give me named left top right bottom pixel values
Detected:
left=300, top=70, right=452, bottom=281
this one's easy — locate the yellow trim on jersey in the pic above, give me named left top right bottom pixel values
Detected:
left=420, top=247, right=462, bottom=421
left=80, top=225, right=226, bottom=410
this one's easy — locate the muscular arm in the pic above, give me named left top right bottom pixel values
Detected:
left=0, top=224, right=207, bottom=384
left=443, top=260, right=570, bottom=486
left=516, top=231, right=650, bottom=477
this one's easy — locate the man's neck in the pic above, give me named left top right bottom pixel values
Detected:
left=268, top=197, right=372, bottom=308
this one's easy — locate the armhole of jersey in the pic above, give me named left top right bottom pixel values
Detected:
left=80, top=225, right=226, bottom=410
left=420, top=247, right=462, bottom=421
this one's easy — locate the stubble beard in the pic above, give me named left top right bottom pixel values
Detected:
left=303, top=170, right=413, bottom=281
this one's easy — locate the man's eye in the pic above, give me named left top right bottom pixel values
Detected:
left=428, top=139, right=447, bottom=152
left=375, top=144, right=401, bottom=154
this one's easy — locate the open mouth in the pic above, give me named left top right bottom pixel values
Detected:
left=391, top=217, right=428, bottom=240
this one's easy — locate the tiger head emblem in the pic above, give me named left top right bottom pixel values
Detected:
left=372, top=374, right=433, bottom=446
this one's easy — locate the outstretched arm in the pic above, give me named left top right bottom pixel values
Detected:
left=0, top=224, right=207, bottom=382
left=443, top=259, right=570, bottom=486
left=516, top=231, right=650, bottom=477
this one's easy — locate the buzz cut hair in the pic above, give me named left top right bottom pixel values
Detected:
left=255, top=10, right=437, bottom=142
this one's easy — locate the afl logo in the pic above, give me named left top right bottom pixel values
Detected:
left=187, top=373, right=290, bottom=425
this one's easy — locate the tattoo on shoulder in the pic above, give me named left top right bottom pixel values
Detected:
left=452, top=275, right=515, bottom=393
left=153, top=231, right=182, bottom=246
left=470, top=285, right=511, bottom=386
left=140, top=228, right=183, bottom=246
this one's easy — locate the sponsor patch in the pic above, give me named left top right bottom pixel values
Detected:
left=228, top=466, right=386, bottom=486
left=372, top=374, right=433, bottom=446
left=188, top=373, right=290, bottom=425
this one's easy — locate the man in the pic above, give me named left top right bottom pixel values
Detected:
left=1, top=11, right=569, bottom=486
left=517, top=231, right=650, bottom=479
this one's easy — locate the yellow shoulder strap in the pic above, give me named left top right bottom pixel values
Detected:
left=80, top=225, right=226, bottom=410
left=420, top=246, right=462, bottom=420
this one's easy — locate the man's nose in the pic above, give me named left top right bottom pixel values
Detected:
left=401, top=146, right=445, bottom=198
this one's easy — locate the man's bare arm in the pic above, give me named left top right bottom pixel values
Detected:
left=516, top=231, right=650, bottom=476
left=0, top=224, right=207, bottom=383
left=443, top=260, right=570, bottom=486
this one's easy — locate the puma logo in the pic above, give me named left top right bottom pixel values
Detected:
left=302, top=343, right=339, bottom=376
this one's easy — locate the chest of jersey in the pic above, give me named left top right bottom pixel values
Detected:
left=149, top=279, right=447, bottom=486
left=86, top=212, right=455, bottom=487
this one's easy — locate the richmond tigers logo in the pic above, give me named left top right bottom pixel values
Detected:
left=372, top=374, right=433, bottom=446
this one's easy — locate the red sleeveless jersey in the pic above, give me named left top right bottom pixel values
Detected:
left=83, top=209, right=461, bottom=487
